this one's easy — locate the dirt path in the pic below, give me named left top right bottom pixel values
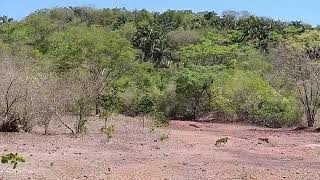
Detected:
left=1, top=116, right=320, bottom=180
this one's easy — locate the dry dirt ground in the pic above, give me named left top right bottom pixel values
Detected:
left=1, top=115, right=320, bottom=180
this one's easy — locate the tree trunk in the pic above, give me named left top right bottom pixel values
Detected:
left=193, top=107, right=197, bottom=121
left=307, top=116, right=315, bottom=127
left=104, top=116, right=108, bottom=129
left=306, top=112, right=315, bottom=127
left=95, top=99, right=100, bottom=116
left=77, top=107, right=82, bottom=133
left=77, top=100, right=85, bottom=133
left=142, top=116, right=145, bottom=129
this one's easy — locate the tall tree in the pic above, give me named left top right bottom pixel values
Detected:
left=132, top=22, right=173, bottom=67
left=0, top=15, right=13, bottom=24
left=275, top=31, right=320, bottom=127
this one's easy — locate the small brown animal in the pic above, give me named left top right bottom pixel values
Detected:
left=215, top=137, right=229, bottom=146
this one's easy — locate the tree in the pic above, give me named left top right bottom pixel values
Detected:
left=219, top=69, right=300, bottom=127
left=132, top=22, right=173, bottom=67
left=24, top=13, right=55, bottom=53
left=0, top=15, right=13, bottom=24
left=0, top=55, right=60, bottom=133
left=157, top=10, right=195, bottom=30
left=202, top=11, right=221, bottom=28
left=46, top=26, right=136, bottom=116
left=113, top=13, right=131, bottom=30
left=237, top=16, right=284, bottom=52
left=132, top=9, right=154, bottom=25
left=179, top=31, right=253, bottom=66
left=275, top=31, right=320, bottom=127
left=175, top=67, right=217, bottom=120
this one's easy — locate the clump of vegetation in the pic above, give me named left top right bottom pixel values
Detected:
left=1, top=153, right=25, bottom=169
left=1, top=153, right=25, bottom=180
left=152, top=111, right=169, bottom=128
left=100, top=125, right=115, bottom=139
left=215, top=137, right=229, bottom=146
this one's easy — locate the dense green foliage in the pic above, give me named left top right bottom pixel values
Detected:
left=1, top=7, right=319, bottom=128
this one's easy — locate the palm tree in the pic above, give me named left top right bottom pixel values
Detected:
left=132, top=22, right=173, bottom=67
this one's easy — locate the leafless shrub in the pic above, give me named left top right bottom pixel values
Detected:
left=274, top=46, right=320, bottom=127
left=51, top=70, right=97, bottom=133
left=0, top=54, right=119, bottom=134
left=0, top=56, right=58, bottom=133
left=0, top=57, right=26, bottom=132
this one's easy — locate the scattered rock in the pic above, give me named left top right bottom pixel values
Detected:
left=304, top=144, right=320, bottom=148
left=258, top=138, right=269, bottom=143
left=189, top=124, right=200, bottom=128
left=294, top=124, right=308, bottom=131
left=314, top=127, right=320, bottom=132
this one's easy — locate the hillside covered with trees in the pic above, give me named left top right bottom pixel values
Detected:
left=0, top=7, right=319, bottom=133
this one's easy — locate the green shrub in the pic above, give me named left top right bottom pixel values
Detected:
left=175, top=67, right=217, bottom=119
left=212, top=70, right=302, bottom=127
left=1, top=153, right=25, bottom=169
left=100, top=125, right=115, bottom=138
left=174, top=66, right=301, bottom=127
left=152, top=111, right=169, bottom=127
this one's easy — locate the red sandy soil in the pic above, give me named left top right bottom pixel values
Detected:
left=1, top=116, right=320, bottom=180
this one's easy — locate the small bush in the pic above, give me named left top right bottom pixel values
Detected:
left=218, top=70, right=302, bottom=127
left=100, top=125, right=115, bottom=138
left=1, top=153, right=25, bottom=169
left=174, top=66, right=301, bottom=127
left=152, top=111, right=169, bottom=127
